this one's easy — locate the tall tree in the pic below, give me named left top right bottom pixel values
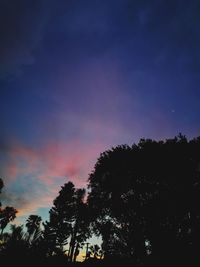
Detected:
left=0, top=207, right=18, bottom=236
left=67, top=187, right=90, bottom=262
left=0, top=178, right=17, bottom=237
left=88, top=135, right=200, bottom=265
left=0, top=178, right=4, bottom=208
left=0, top=178, right=3, bottom=193
left=44, top=181, right=90, bottom=261
left=25, top=215, right=42, bottom=243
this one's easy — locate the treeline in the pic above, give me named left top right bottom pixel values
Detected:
left=1, top=134, right=200, bottom=266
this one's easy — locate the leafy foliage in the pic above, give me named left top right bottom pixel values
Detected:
left=88, top=134, right=200, bottom=265
left=1, top=135, right=200, bottom=267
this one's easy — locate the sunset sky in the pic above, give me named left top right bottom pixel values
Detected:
left=1, top=0, right=200, bottom=225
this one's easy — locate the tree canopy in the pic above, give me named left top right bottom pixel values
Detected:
left=0, top=179, right=17, bottom=237
left=87, top=134, right=200, bottom=265
left=1, top=135, right=200, bottom=267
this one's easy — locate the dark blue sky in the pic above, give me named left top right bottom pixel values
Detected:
left=0, top=0, right=200, bottom=223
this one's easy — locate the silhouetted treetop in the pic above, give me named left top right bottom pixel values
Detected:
left=42, top=181, right=90, bottom=262
left=87, top=135, right=200, bottom=264
left=1, top=135, right=200, bottom=266
left=0, top=178, right=3, bottom=194
left=0, top=178, right=17, bottom=237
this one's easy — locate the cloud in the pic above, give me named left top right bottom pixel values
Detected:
left=0, top=137, right=111, bottom=218
left=1, top=0, right=199, bottom=223
left=0, top=53, right=134, bottom=221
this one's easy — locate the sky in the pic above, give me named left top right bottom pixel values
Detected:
left=0, top=0, right=200, bottom=226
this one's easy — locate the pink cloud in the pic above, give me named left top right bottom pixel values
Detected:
left=1, top=59, right=135, bottom=219
left=4, top=140, right=101, bottom=185
left=1, top=136, right=113, bottom=218
left=6, top=164, right=18, bottom=181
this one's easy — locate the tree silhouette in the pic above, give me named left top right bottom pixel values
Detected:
left=67, top=187, right=90, bottom=262
left=25, top=215, right=42, bottom=243
left=43, top=181, right=90, bottom=262
left=89, top=244, right=101, bottom=259
left=88, top=135, right=200, bottom=265
left=0, top=178, right=4, bottom=226
left=0, top=179, right=17, bottom=238
left=1, top=136, right=200, bottom=266
left=0, top=224, right=29, bottom=260
left=48, top=181, right=77, bottom=256
left=0, top=207, right=17, bottom=237
left=88, top=144, right=148, bottom=262
left=0, top=178, right=3, bottom=194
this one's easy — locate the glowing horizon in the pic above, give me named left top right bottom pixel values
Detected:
left=1, top=0, right=200, bottom=228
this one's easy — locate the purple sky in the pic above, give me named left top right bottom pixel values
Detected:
left=1, top=0, right=200, bottom=224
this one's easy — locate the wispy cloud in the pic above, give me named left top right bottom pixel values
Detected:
left=0, top=132, right=122, bottom=219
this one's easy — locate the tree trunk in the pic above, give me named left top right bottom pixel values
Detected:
left=85, top=242, right=90, bottom=261
left=69, top=235, right=76, bottom=262
left=69, top=222, right=78, bottom=262
left=0, top=228, right=4, bottom=238
left=68, top=238, right=72, bottom=261
left=73, top=242, right=79, bottom=262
